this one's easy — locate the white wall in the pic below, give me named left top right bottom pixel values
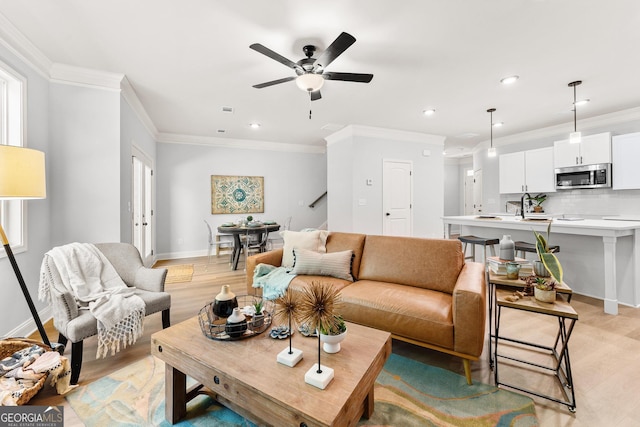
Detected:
left=49, top=83, right=122, bottom=245
left=0, top=44, right=52, bottom=337
left=326, top=126, right=445, bottom=238
left=155, top=142, right=327, bottom=259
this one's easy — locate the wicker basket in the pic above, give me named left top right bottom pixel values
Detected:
left=0, top=338, right=51, bottom=405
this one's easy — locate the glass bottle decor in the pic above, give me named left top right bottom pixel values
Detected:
left=499, top=235, right=515, bottom=261
left=213, top=285, right=238, bottom=318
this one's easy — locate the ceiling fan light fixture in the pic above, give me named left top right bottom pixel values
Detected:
left=423, top=108, right=436, bottom=116
left=296, top=73, right=324, bottom=92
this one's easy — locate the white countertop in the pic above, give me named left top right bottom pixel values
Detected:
left=442, top=215, right=640, bottom=237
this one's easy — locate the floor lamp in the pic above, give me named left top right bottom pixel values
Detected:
left=0, top=145, right=53, bottom=348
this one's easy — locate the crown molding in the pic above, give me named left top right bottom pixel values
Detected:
left=120, top=76, right=159, bottom=140
left=49, top=63, right=124, bottom=90
left=0, top=12, right=51, bottom=79
left=157, top=132, right=326, bottom=154
left=325, top=124, right=445, bottom=146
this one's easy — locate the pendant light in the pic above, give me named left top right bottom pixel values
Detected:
left=568, top=80, right=582, bottom=144
left=487, top=108, right=497, bottom=157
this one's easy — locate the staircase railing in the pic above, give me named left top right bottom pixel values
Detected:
left=309, top=191, right=327, bottom=208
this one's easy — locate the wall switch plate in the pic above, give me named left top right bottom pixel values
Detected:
left=366, top=179, right=373, bottom=186
left=358, top=198, right=367, bottom=206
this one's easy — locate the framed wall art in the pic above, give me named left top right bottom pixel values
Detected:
left=211, top=175, right=264, bottom=214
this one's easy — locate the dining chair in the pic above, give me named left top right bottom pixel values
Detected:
left=267, top=216, right=291, bottom=250
left=204, top=220, right=233, bottom=264
left=242, top=227, right=270, bottom=271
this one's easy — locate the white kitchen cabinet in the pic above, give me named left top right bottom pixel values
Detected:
left=499, top=147, right=555, bottom=194
left=612, top=132, right=640, bottom=190
left=554, top=132, right=611, bottom=168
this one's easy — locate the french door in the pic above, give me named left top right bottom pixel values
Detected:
left=132, top=147, right=154, bottom=266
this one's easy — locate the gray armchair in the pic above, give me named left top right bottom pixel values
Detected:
left=40, top=243, right=170, bottom=384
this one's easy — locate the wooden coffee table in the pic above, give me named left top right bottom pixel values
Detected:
left=151, top=316, right=391, bottom=426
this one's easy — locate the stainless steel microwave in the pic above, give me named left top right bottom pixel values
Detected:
left=555, top=163, right=612, bottom=190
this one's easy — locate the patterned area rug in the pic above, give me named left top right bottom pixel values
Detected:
left=66, top=354, right=537, bottom=426
left=163, top=264, right=194, bottom=284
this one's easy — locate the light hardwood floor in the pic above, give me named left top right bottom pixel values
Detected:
left=29, top=254, right=640, bottom=426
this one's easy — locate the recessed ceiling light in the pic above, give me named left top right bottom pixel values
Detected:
left=574, top=99, right=590, bottom=106
left=500, top=75, right=519, bottom=85
left=492, top=122, right=504, bottom=128
left=423, top=109, right=436, bottom=116
left=249, top=123, right=261, bottom=129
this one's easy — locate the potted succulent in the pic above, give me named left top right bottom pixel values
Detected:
left=319, top=315, right=347, bottom=353
left=532, top=276, right=556, bottom=303
left=529, top=193, right=547, bottom=213
left=533, top=222, right=563, bottom=283
left=252, top=298, right=265, bottom=328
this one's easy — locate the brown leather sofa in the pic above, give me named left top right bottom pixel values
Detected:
left=246, top=232, right=486, bottom=384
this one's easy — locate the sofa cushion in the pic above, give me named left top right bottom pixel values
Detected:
left=325, top=232, right=366, bottom=280
left=281, top=230, right=329, bottom=268
left=358, top=235, right=464, bottom=294
left=291, top=248, right=354, bottom=281
left=340, top=280, right=454, bottom=350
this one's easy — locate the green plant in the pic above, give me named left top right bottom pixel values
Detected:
left=253, top=299, right=263, bottom=315
left=246, top=215, right=253, bottom=222
left=529, top=193, right=547, bottom=207
left=533, top=222, right=563, bottom=285
left=534, top=276, right=555, bottom=291
left=319, top=315, right=347, bottom=336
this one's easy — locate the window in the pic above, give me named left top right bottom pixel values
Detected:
left=0, top=59, right=28, bottom=254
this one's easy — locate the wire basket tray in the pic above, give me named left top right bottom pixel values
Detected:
left=198, top=295, right=274, bottom=341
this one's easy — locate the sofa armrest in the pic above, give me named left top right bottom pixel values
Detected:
left=246, top=249, right=283, bottom=294
left=134, top=267, right=168, bottom=292
left=452, top=262, right=486, bottom=357
left=49, top=288, right=79, bottom=336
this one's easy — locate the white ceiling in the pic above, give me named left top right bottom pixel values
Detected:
left=1, top=0, right=639, bottom=157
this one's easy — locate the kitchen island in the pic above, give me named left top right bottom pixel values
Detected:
left=442, top=215, right=640, bottom=315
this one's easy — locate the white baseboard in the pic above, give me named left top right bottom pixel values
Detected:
left=3, top=306, right=53, bottom=340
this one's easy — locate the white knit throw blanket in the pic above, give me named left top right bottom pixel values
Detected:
left=39, top=243, right=145, bottom=359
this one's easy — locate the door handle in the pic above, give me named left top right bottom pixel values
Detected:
left=385, top=212, right=390, bottom=216
left=143, top=222, right=148, bottom=226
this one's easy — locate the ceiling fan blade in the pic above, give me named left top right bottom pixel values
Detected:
left=314, top=32, right=356, bottom=70
left=250, top=43, right=303, bottom=72
left=323, top=72, right=374, bottom=83
left=252, top=76, right=296, bottom=89
left=310, top=90, right=322, bottom=101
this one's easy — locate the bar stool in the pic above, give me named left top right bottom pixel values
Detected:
left=458, top=235, right=500, bottom=263
left=514, top=241, right=560, bottom=259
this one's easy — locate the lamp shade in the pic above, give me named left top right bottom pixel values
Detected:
left=296, top=73, right=324, bottom=92
left=0, top=145, right=46, bottom=199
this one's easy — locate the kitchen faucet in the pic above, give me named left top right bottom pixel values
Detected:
left=520, top=192, right=531, bottom=219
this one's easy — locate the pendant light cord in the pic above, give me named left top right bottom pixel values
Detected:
left=573, top=83, right=577, bottom=132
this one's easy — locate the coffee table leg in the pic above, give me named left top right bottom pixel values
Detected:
left=363, top=386, right=375, bottom=419
left=165, top=363, right=187, bottom=424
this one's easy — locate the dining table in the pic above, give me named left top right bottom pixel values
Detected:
left=217, top=223, right=280, bottom=270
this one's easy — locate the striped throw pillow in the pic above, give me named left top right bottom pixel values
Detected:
left=290, top=248, right=354, bottom=281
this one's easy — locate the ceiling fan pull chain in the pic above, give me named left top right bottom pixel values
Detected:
left=309, top=92, right=312, bottom=120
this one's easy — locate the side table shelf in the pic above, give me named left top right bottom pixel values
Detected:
left=493, top=288, right=578, bottom=412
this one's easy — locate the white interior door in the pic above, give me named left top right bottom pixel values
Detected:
left=132, top=148, right=154, bottom=266
left=382, top=159, right=413, bottom=236
left=464, top=169, right=474, bottom=215
left=473, top=169, right=483, bottom=214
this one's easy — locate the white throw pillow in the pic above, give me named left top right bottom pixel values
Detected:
left=290, top=248, right=354, bottom=281
left=281, top=230, right=329, bottom=268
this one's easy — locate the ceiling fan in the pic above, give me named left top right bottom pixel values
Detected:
left=250, top=32, right=373, bottom=101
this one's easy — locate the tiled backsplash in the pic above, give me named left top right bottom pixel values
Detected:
left=528, top=189, right=640, bottom=218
